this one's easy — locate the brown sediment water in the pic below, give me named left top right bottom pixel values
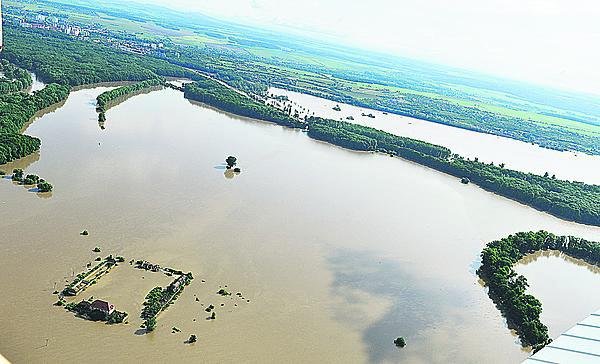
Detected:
left=0, top=86, right=599, bottom=363
left=515, top=251, right=600, bottom=338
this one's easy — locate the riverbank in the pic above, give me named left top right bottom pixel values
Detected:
left=2, top=87, right=599, bottom=363
left=0, top=83, right=70, bottom=165
left=183, top=81, right=600, bottom=226
left=267, top=87, right=600, bottom=184
left=478, top=231, right=600, bottom=351
left=96, top=78, right=166, bottom=123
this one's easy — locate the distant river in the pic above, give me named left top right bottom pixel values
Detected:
left=268, top=87, right=600, bottom=185
left=0, top=87, right=599, bottom=363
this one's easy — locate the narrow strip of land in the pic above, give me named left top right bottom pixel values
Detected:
left=182, top=78, right=600, bottom=226
left=478, top=231, right=600, bottom=351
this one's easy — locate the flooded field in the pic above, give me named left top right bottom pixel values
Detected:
left=0, top=86, right=599, bottom=363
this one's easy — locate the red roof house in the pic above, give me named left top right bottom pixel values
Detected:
left=90, top=299, right=115, bottom=315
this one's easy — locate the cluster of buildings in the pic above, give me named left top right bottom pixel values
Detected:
left=5, top=6, right=165, bottom=56
left=6, top=11, right=93, bottom=39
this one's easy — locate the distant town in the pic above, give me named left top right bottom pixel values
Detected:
left=4, top=6, right=166, bottom=56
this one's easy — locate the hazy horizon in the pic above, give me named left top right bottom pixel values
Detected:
left=131, top=0, right=600, bottom=97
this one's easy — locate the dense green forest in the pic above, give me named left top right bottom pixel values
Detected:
left=0, top=84, right=70, bottom=164
left=6, top=0, right=600, bottom=156
left=184, top=78, right=303, bottom=128
left=0, top=26, right=197, bottom=165
left=478, top=231, right=600, bottom=351
left=0, top=59, right=32, bottom=93
left=96, top=78, right=165, bottom=120
left=2, top=26, right=197, bottom=86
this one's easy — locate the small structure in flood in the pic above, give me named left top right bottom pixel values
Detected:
left=55, top=255, right=193, bottom=329
left=91, top=299, right=115, bottom=315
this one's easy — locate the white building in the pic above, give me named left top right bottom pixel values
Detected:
left=0, top=0, right=3, bottom=51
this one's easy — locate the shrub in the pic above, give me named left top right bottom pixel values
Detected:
left=394, top=337, right=406, bottom=347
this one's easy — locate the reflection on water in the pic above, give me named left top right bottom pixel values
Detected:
left=268, top=87, right=600, bottom=184
left=329, top=249, right=469, bottom=363
left=102, top=86, right=164, bottom=113
left=0, top=150, right=40, bottom=172
left=0, top=87, right=599, bottom=363
left=520, top=250, right=600, bottom=275
left=35, top=191, right=53, bottom=199
left=516, top=252, right=600, bottom=338
left=19, top=100, right=67, bottom=134
left=224, top=169, right=235, bottom=179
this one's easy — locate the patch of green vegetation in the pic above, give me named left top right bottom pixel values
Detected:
left=305, top=117, right=600, bottom=225
left=171, top=34, right=227, bottom=46
left=140, top=273, right=193, bottom=329
left=394, top=337, right=406, bottom=348
left=184, top=78, right=302, bottom=128
left=3, top=26, right=195, bottom=86
left=96, top=77, right=165, bottom=121
left=0, top=83, right=70, bottom=164
left=478, top=231, right=600, bottom=351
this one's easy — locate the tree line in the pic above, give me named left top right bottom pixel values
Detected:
left=478, top=231, right=600, bottom=351
left=184, top=78, right=303, bottom=128
left=304, top=117, right=600, bottom=226
left=307, top=117, right=451, bottom=158
left=0, top=84, right=70, bottom=164
left=96, top=78, right=166, bottom=121
left=2, top=26, right=197, bottom=87
left=182, top=79, right=600, bottom=226
left=0, top=59, right=32, bottom=93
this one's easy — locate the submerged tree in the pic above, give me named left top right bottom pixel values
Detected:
left=144, top=317, right=156, bottom=332
left=12, top=168, right=24, bottom=181
left=226, top=156, right=237, bottom=168
left=394, top=337, right=406, bottom=348
left=37, top=181, right=53, bottom=193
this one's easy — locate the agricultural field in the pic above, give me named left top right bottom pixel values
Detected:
left=6, top=0, right=600, bottom=154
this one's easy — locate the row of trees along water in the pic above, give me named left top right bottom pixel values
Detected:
left=184, top=78, right=303, bottom=128
left=0, top=84, right=70, bottom=164
left=0, top=25, right=201, bottom=165
left=96, top=78, right=166, bottom=122
left=183, top=78, right=600, bottom=226
left=477, top=231, right=600, bottom=351
left=304, top=117, right=600, bottom=226
left=0, top=59, right=32, bottom=93
left=158, top=36, right=600, bottom=156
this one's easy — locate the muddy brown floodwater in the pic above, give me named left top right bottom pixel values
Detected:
left=0, top=86, right=599, bottom=363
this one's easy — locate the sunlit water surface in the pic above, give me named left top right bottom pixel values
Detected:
left=1, top=87, right=599, bottom=363
left=268, top=87, right=600, bottom=184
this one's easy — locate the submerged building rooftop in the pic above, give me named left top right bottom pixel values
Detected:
left=523, top=308, right=600, bottom=364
